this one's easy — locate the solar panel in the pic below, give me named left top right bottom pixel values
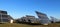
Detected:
left=35, top=11, right=50, bottom=24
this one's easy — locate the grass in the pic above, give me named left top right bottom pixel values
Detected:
left=0, top=23, right=60, bottom=27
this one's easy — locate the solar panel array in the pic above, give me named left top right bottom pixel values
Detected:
left=0, top=10, right=13, bottom=23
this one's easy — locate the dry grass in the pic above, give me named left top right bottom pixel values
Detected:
left=0, top=23, right=60, bottom=27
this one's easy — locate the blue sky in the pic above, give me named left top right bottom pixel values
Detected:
left=0, top=0, right=60, bottom=19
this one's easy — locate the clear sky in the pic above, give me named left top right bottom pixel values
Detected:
left=0, top=0, right=60, bottom=19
